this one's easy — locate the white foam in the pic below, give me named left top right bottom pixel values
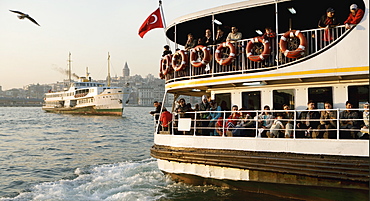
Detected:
left=1, top=158, right=169, bottom=201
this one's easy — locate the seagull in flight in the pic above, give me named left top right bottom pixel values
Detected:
left=9, top=10, right=40, bottom=26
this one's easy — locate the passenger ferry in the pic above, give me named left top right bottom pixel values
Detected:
left=42, top=54, right=131, bottom=116
left=150, top=0, right=369, bottom=200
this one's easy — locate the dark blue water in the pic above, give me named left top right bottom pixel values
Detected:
left=0, top=107, right=294, bottom=200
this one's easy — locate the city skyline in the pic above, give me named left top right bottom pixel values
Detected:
left=0, top=0, right=243, bottom=90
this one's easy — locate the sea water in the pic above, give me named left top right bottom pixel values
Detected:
left=0, top=107, right=292, bottom=201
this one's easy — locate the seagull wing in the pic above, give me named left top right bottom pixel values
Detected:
left=26, top=16, right=40, bottom=26
left=9, top=10, right=25, bottom=15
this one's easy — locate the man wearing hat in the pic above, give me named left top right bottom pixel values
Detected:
left=344, top=4, right=364, bottom=29
left=318, top=7, right=340, bottom=41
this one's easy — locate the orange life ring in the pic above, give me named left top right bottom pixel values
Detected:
left=215, top=42, right=236, bottom=66
left=246, top=37, right=271, bottom=62
left=160, top=54, right=172, bottom=75
left=190, top=45, right=211, bottom=68
left=171, top=50, right=188, bottom=71
left=279, top=30, right=307, bottom=59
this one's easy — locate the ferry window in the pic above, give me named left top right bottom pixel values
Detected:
left=348, top=85, right=369, bottom=108
left=215, top=93, right=231, bottom=111
left=308, top=87, right=332, bottom=109
left=242, top=91, right=261, bottom=110
left=273, top=89, right=295, bottom=110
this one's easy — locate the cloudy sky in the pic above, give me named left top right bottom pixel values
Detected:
left=0, top=0, right=244, bottom=90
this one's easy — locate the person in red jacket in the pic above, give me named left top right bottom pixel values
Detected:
left=344, top=4, right=364, bottom=29
left=160, top=109, right=173, bottom=131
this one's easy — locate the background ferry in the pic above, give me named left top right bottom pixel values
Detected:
left=151, top=0, right=369, bottom=200
left=42, top=54, right=131, bottom=116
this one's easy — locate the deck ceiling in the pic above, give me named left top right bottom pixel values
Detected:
left=166, top=0, right=366, bottom=46
left=166, top=74, right=369, bottom=96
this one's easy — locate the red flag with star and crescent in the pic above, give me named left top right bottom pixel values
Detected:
left=138, top=7, right=164, bottom=38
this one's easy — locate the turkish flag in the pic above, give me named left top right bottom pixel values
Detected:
left=138, top=8, right=164, bottom=38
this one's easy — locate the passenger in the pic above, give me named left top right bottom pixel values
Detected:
left=194, top=103, right=200, bottom=111
left=197, top=37, right=203, bottom=45
left=262, top=27, right=276, bottom=40
left=262, top=27, right=277, bottom=67
left=214, top=28, right=226, bottom=44
left=162, top=45, right=172, bottom=57
left=317, top=102, right=337, bottom=139
left=149, top=101, right=161, bottom=121
left=344, top=4, right=365, bottom=29
left=339, top=101, right=360, bottom=138
left=215, top=116, right=225, bottom=136
left=159, top=108, right=172, bottom=131
left=225, top=105, right=241, bottom=136
left=282, top=104, right=294, bottom=138
left=296, top=100, right=320, bottom=138
left=175, top=98, right=190, bottom=118
left=208, top=100, right=222, bottom=136
left=358, top=102, right=369, bottom=139
left=257, top=105, right=274, bottom=137
left=318, top=7, right=340, bottom=42
left=233, top=109, right=255, bottom=137
left=200, top=29, right=214, bottom=46
left=226, top=26, right=242, bottom=42
left=198, top=95, right=211, bottom=135
left=267, top=113, right=285, bottom=138
left=184, top=33, right=197, bottom=50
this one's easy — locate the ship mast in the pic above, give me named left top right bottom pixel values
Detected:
left=68, top=52, right=72, bottom=86
left=107, top=52, right=111, bottom=87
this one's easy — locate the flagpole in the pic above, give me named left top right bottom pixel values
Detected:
left=159, top=1, right=172, bottom=51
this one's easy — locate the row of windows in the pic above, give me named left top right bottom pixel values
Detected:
left=215, top=85, right=368, bottom=110
left=78, top=98, right=94, bottom=104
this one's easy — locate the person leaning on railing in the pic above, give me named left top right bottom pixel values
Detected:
left=318, top=7, right=340, bottom=42
left=344, top=4, right=364, bottom=29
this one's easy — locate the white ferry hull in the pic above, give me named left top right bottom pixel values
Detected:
left=151, top=135, right=369, bottom=200
left=42, top=105, right=123, bottom=115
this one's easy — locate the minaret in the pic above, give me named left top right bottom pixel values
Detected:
left=123, top=62, right=130, bottom=78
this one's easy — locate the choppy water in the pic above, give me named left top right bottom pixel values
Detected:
left=0, top=107, right=293, bottom=201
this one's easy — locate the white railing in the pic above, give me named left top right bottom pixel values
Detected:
left=154, top=108, right=369, bottom=140
left=164, top=25, right=349, bottom=82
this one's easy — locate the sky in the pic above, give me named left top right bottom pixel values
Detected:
left=0, top=0, right=244, bottom=90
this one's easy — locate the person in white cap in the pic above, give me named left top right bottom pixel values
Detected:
left=344, top=4, right=364, bottom=29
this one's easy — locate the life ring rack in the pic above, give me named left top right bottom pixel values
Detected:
left=172, top=50, right=188, bottom=71
left=215, top=42, right=236, bottom=66
left=160, top=54, right=172, bottom=75
left=279, top=30, right=307, bottom=59
left=246, top=37, right=271, bottom=62
left=190, top=45, right=211, bottom=68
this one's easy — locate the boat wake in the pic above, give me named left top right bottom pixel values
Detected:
left=1, top=158, right=169, bottom=201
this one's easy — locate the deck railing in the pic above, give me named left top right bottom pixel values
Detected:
left=154, top=108, right=369, bottom=140
left=164, top=25, right=348, bottom=82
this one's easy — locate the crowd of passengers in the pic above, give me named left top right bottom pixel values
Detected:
left=150, top=97, right=369, bottom=140
left=161, top=4, right=364, bottom=58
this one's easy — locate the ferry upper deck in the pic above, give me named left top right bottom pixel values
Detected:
left=159, top=0, right=368, bottom=96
